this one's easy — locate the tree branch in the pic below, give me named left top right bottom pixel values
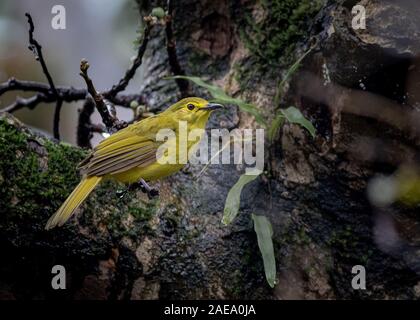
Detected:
left=106, top=17, right=154, bottom=98
left=53, top=99, right=63, bottom=140
left=77, top=98, right=95, bottom=148
left=106, top=92, right=147, bottom=107
left=0, top=78, right=51, bottom=95
left=165, top=0, right=190, bottom=97
left=25, top=13, right=63, bottom=140
left=79, top=59, right=127, bottom=133
left=0, top=78, right=147, bottom=110
left=0, top=11, right=164, bottom=147
left=1, top=93, right=49, bottom=113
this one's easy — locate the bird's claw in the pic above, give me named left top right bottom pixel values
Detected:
left=147, top=188, right=159, bottom=199
left=126, top=178, right=160, bottom=199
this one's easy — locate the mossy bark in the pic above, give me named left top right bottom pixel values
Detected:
left=1, top=0, right=420, bottom=299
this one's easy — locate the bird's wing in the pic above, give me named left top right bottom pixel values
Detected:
left=78, top=123, right=159, bottom=177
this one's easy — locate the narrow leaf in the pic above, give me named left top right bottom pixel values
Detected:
left=268, top=114, right=285, bottom=142
left=252, top=214, right=276, bottom=288
left=233, top=102, right=266, bottom=126
left=167, top=75, right=266, bottom=126
left=281, top=106, right=316, bottom=138
left=280, top=48, right=312, bottom=89
left=222, top=170, right=262, bottom=225
left=274, top=47, right=313, bottom=106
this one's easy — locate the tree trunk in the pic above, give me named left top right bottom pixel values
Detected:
left=1, top=0, right=420, bottom=299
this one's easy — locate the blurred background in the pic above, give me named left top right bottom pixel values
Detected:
left=0, top=0, right=143, bottom=145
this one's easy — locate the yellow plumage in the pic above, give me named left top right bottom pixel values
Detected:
left=45, top=97, right=223, bottom=230
left=46, top=176, right=102, bottom=229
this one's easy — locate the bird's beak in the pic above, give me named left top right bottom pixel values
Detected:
left=202, top=103, right=224, bottom=111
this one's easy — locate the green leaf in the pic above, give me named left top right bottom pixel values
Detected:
left=280, top=106, right=316, bottom=138
left=130, top=100, right=139, bottom=109
left=268, top=114, right=285, bottom=142
left=222, top=170, right=262, bottom=225
left=231, top=102, right=266, bottom=126
left=151, top=7, right=165, bottom=19
left=252, top=214, right=276, bottom=288
left=167, top=75, right=266, bottom=126
left=274, top=48, right=313, bottom=106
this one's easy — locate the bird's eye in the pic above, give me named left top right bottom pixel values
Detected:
left=187, top=103, right=195, bottom=111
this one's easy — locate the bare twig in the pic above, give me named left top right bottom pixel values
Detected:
left=106, top=92, right=147, bottom=107
left=25, top=13, right=63, bottom=139
left=2, top=93, right=49, bottom=113
left=53, top=99, right=63, bottom=140
left=77, top=98, right=95, bottom=148
left=77, top=99, right=108, bottom=148
left=1, top=11, right=163, bottom=148
left=165, top=0, right=190, bottom=97
left=88, top=123, right=107, bottom=133
left=79, top=59, right=127, bottom=133
left=25, top=13, right=56, bottom=95
left=106, top=18, right=154, bottom=98
left=0, top=78, right=51, bottom=95
left=0, top=78, right=147, bottom=110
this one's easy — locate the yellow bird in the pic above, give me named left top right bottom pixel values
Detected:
left=45, top=97, right=223, bottom=230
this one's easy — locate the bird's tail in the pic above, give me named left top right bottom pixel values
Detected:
left=45, top=176, right=102, bottom=230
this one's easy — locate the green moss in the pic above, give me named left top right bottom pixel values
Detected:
left=233, top=59, right=261, bottom=92
left=0, top=118, right=87, bottom=223
left=0, top=116, right=159, bottom=240
left=229, top=269, right=245, bottom=297
left=327, top=225, right=362, bottom=257
left=294, top=227, right=311, bottom=245
left=128, top=203, right=155, bottom=222
left=94, top=185, right=159, bottom=240
left=163, top=203, right=183, bottom=228
left=239, top=0, right=324, bottom=68
left=234, top=0, right=324, bottom=90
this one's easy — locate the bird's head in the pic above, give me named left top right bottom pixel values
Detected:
left=164, top=97, right=224, bottom=129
